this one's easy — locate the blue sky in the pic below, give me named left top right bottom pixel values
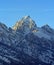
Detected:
left=0, top=0, right=54, bottom=28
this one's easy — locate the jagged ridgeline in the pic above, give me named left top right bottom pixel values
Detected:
left=0, top=16, right=54, bottom=65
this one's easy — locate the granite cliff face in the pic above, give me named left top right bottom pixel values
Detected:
left=0, top=16, right=54, bottom=65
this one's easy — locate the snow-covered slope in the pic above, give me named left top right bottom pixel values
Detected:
left=0, top=16, right=54, bottom=65
left=12, top=16, right=37, bottom=34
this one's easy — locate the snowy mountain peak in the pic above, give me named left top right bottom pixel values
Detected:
left=22, top=15, right=31, bottom=19
left=0, top=22, right=7, bottom=28
left=21, top=16, right=35, bottom=24
left=42, top=24, right=50, bottom=29
left=41, top=24, right=54, bottom=34
left=0, top=22, right=8, bottom=31
left=12, top=16, right=37, bottom=32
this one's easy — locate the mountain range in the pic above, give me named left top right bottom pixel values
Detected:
left=0, top=16, right=54, bottom=65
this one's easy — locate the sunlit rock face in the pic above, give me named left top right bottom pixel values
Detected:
left=12, top=16, right=37, bottom=34
left=0, top=16, right=54, bottom=65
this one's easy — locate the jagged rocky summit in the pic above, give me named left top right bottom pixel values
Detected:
left=0, top=16, right=54, bottom=65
